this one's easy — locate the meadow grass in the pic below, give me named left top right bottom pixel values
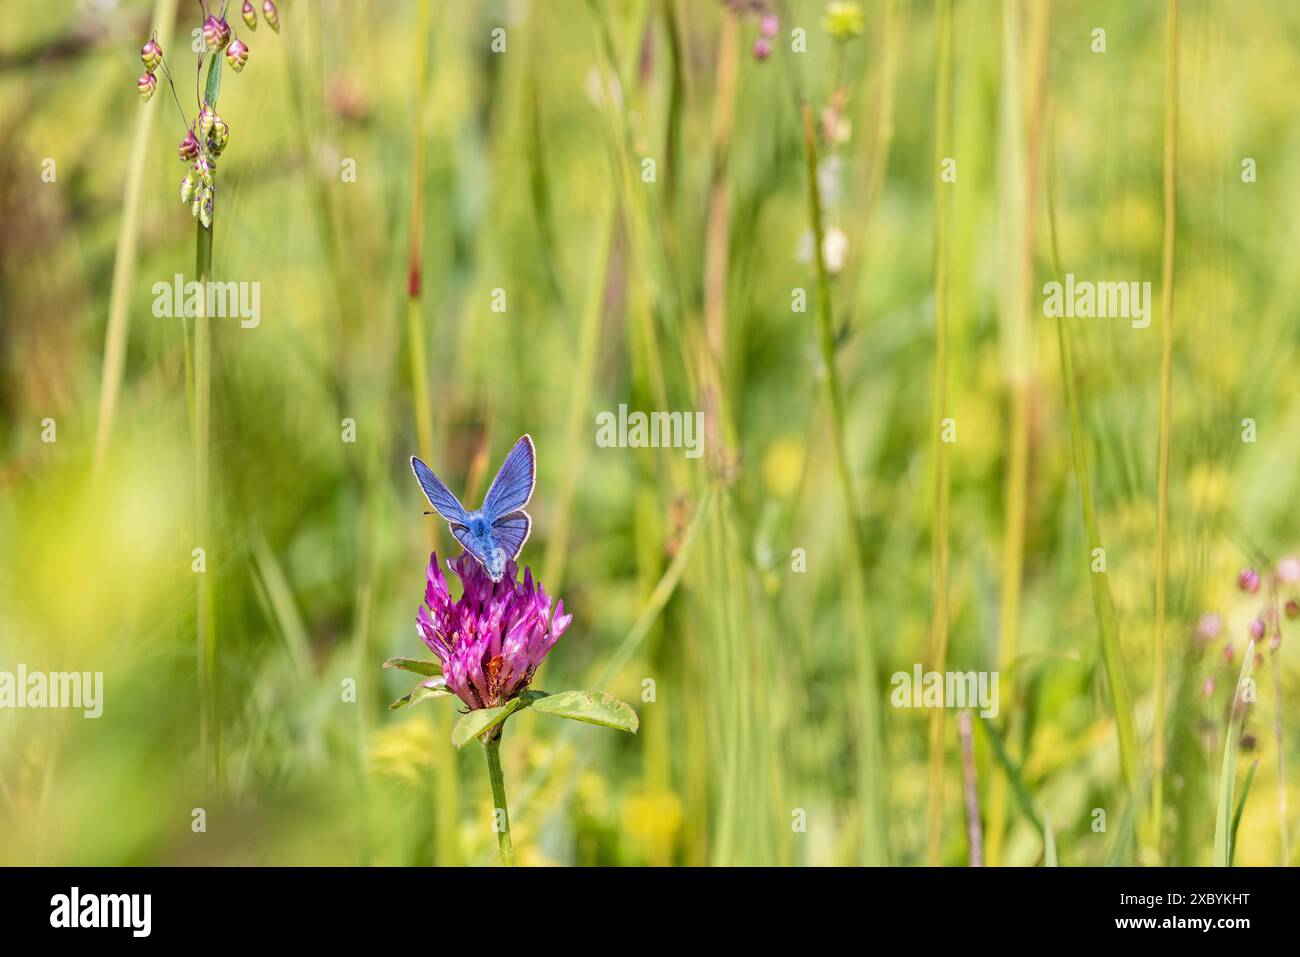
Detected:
left=0, top=0, right=1295, bottom=869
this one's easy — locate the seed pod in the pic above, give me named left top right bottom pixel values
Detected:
left=137, top=72, right=157, bottom=102
left=226, top=39, right=249, bottom=73
left=263, top=0, right=281, bottom=33
left=198, top=102, right=217, bottom=138
left=1238, top=568, right=1261, bottom=593
left=242, top=0, right=258, bottom=30
left=191, top=190, right=203, bottom=218
left=203, top=15, right=231, bottom=51
left=140, top=38, right=163, bottom=73
left=178, top=130, right=200, bottom=162
left=209, top=116, right=229, bottom=155
left=180, top=173, right=195, bottom=204
left=196, top=156, right=215, bottom=188
left=200, top=196, right=214, bottom=229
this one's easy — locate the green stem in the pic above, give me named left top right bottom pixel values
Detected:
left=925, top=0, right=953, bottom=867
left=1151, top=0, right=1179, bottom=858
left=801, top=100, right=886, bottom=865
left=1047, top=108, right=1148, bottom=858
left=195, top=210, right=215, bottom=785
left=482, top=732, right=515, bottom=866
left=95, top=0, right=178, bottom=477
left=194, top=53, right=222, bottom=788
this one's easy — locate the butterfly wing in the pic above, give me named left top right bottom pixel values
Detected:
left=481, top=435, right=536, bottom=522
left=410, top=456, right=469, bottom=526
left=450, top=524, right=484, bottom=560
left=490, top=510, right=532, bottom=561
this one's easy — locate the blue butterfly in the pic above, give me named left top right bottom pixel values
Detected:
left=411, top=434, right=536, bottom=582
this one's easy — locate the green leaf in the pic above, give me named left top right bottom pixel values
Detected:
left=1213, top=640, right=1256, bottom=867
left=975, top=717, right=1043, bottom=837
left=383, top=657, right=442, bottom=677
left=526, top=690, right=639, bottom=734
left=204, top=50, right=222, bottom=107
left=1229, top=759, right=1260, bottom=867
left=450, top=698, right=525, bottom=749
left=388, top=682, right=452, bottom=711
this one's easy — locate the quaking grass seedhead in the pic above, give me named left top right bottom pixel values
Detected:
left=135, top=1, right=284, bottom=226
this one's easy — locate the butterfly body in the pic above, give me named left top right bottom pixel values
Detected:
left=411, top=435, right=535, bottom=582
left=457, top=511, right=508, bottom=579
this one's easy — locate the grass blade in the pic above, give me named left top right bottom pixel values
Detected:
left=1230, top=760, right=1259, bottom=867
left=1214, top=640, right=1256, bottom=867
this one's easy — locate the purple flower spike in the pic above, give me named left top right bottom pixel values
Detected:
left=416, top=552, right=571, bottom=711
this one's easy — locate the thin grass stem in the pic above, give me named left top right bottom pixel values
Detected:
left=1151, top=0, right=1180, bottom=856
left=94, top=0, right=180, bottom=476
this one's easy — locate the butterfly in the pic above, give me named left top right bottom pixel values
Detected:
left=410, top=434, right=536, bottom=582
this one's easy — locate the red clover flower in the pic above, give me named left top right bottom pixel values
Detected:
left=384, top=438, right=638, bottom=866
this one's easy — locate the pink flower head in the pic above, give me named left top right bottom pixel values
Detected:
left=1278, top=556, right=1300, bottom=584
left=416, top=552, right=571, bottom=710
left=1238, top=567, right=1261, bottom=594
left=1195, top=612, right=1222, bottom=642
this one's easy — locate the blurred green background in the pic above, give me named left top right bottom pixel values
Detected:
left=0, top=0, right=1297, bottom=866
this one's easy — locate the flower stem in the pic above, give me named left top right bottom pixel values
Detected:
left=482, top=732, right=515, bottom=866
left=195, top=206, right=215, bottom=785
